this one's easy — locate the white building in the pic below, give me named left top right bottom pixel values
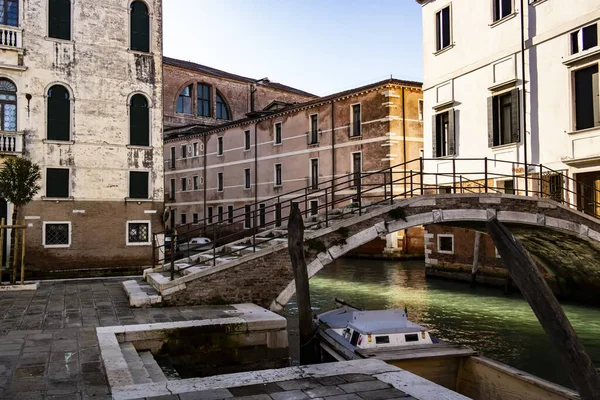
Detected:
left=0, top=0, right=164, bottom=276
left=417, top=0, right=600, bottom=216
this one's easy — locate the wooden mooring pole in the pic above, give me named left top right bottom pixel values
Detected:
left=288, top=203, right=319, bottom=365
left=471, top=231, right=481, bottom=288
left=487, top=217, right=600, bottom=399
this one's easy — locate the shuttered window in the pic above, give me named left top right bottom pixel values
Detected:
left=435, top=6, right=451, bottom=51
left=488, top=89, right=520, bottom=147
left=47, top=85, right=70, bottom=141
left=130, top=1, right=150, bottom=52
left=130, top=94, right=149, bottom=146
left=129, top=171, right=149, bottom=199
left=574, top=64, right=599, bottom=131
left=46, top=168, right=69, bottom=198
left=48, top=0, right=71, bottom=41
left=432, top=110, right=455, bottom=158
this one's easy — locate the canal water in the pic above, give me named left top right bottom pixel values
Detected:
left=284, top=258, right=600, bottom=389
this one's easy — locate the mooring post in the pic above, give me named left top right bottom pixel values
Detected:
left=487, top=218, right=600, bottom=399
left=287, top=203, right=318, bottom=365
left=170, top=230, right=177, bottom=281
left=471, top=231, right=481, bottom=288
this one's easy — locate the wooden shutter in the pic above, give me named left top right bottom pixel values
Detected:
left=131, top=1, right=150, bottom=52
left=49, top=0, right=71, bottom=40
left=447, top=110, right=456, bottom=155
left=129, top=171, right=149, bottom=199
left=432, top=114, right=437, bottom=158
left=47, top=86, right=70, bottom=141
left=511, top=88, right=520, bottom=143
left=130, top=95, right=149, bottom=146
left=46, top=168, right=69, bottom=198
left=487, top=96, right=495, bottom=147
left=593, top=69, right=600, bottom=127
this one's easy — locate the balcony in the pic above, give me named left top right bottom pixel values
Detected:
left=0, top=132, right=22, bottom=155
left=0, top=25, right=22, bottom=50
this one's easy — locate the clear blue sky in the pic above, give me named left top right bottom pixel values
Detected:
left=163, top=1, right=423, bottom=96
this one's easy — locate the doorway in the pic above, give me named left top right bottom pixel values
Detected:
left=576, top=171, right=600, bottom=218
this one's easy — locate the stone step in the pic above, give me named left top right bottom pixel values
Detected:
left=122, top=280, right=162, bottom=307
left=139, top=351, right=168, bottom=383
left=119, top=342, right=153, bottom=384
left=146, top=272, right=171, bottom=293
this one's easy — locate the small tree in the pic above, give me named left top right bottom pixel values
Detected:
left=0, top=158, right=41, bottom=283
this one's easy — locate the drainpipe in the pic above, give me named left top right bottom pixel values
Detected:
left=402, top=87, right=408, bottom=246
left=521, top=0, right=529, bottom=195
left=331, top=100, right=336, bottom=209
left=254, top=121, right=258, bottom=229
left=203, top=132, right=207, bottom=234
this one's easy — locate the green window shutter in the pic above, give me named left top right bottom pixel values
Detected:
left=432, top=114, right=437, bottom=158
left=129, top=171, right=149, bottom=199
left=487, top=96, right=495, bottom=148
left=511, top=88, right=520, bottom=143
left=130, top=95, right=149, bottom=146
left=593, top=69, right=599, bottom=127
left=130, top=1, right=150, bottom=52
left=46, top=168, right=69, bottom=198
left=447, top=109, right=456, bottom=156
left=47, top=85, right=70, bottom=141
left=49, top=0, right=71, bottom=40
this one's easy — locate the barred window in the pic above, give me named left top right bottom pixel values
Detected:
left=128, top=222, right=149, bottom=244
left=44, top=223, right=70, bottom=247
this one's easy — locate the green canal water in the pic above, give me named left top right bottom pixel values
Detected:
left=284, top=258, right=600, bottom=389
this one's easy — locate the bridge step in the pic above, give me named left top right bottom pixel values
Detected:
left=122, top=279, right=162, bottom=307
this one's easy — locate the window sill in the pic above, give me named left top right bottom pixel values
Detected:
left=567, top=126, right=600, bottom=135
left=43, top=244, right=71, bottom=249
left=274, top=185, right=283, bottom=189
left=127, top=145, right=152, bottom=150
left=44, top=36, right=74, bottom=44
left=126, top=242, right=152, bottom=247
left=216, top=154, right=224, bottom=157
left=42, top=197, right=74, bottom=202
left=349, top=135, right=362, bottom=140
left=562, top=47, right=600, bottom=66
left=308, top=143, right=319, bottom=148
left=273, top=142, right=282, bottom=147
left=529, top=0, right=548, bottom=6
left=243, top=149, right=251, bottom=153
left=243, top=187, right=252, bottom=191
left=43, top=139, right=74, bottom=145
left=438, top=250, right=454, bottom=255
left=490, top=142, right=519, bottom=151
left=125, top=198, right=155, bottom=203
left=127, top=49, right=154, bottom=56
left=433, top=155, right=456, bottom=160
left=434, top=44, right=454, bottom=56
left=489, top=12, right=517, bottom=28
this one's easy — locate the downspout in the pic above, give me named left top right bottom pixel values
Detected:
left=331, top=100, right=335, bottom=209
left=521, top=0, right=529, bottom=194
left=203, top=133, right=207, bottom=233
left=402, top=87, right=407, bottom=247
left=254, top=121, right=258, bottom=228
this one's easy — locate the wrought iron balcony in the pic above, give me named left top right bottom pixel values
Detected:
left=0, top=25, right=22, bottom=49
left=0, top=131, right=22, bottom=154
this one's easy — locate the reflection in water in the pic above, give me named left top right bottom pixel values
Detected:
left=284, top=258, right=600, bottom=389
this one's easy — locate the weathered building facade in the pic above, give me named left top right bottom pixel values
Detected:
left=163, top=79, right=424, bottom=252
left=1, top=0, right=164, bottom=276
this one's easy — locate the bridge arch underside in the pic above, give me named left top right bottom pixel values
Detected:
left=270, top=196, right=600, bottom=311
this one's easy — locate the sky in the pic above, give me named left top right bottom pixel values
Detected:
left=163, top=0, right=423, bottom=97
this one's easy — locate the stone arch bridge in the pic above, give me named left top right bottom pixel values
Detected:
left=142, top=193, right=600, bottom=310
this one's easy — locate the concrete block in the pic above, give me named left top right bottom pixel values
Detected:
left=409, top=198, right=436, bottom=207
left=443, top=209, right=487, bottom=222
left=497, top=211, right=537, bottom=224
left=479, top=196, right=502, bottom=204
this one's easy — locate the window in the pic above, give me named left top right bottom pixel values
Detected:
left=129, top=171, right=149, bottom=199
left=181, top=177, right=187, bottom=192
left=275, top=163, right=282, bottom=186
left=310, top=159, right=319, bottom=189
left=433, top=110, right=455, bottom=157
left=504, top=179, right=515, bottom=195
left=193, top=142, right=198, bottom=157
left=375, top=336, right=390, bottom=344
left=129, top=94, right=149, bottom=146
left=197, top=83, right=211, bottom=117
left=181, top=144, right=187, bottom=158
left=47, top=85, right=70, bottom=141
left=435, top=6, right=451, bottom=52
left=352, top=153, right=362, bottom=188
left=437, top=234, right=454, bottom=254
left=218, top=206, right=224, bottom=223
left=207, top=206, right=213, bottom=224
left=493, top=0, right=512, bottom=22
left=177, top=85, right=193, bottom=114
left=244, top=168, right=251, bottom=189
left=46, top=168, right=69, bottom=198
left=244, top=130, right=251, bottom=150
left=405, top=334, right=419, bottom=343
left=193, top=176, right=199, bottom=190
left=244, top=205, right=251, bottom=228
left=130, top=1, right=150, bottom=52
left=217, top=137, right=224, bottom=156
left=169, top=147, right=175, bottom=169
left=193, top=213, right=199, bottom=224
left=418, top=99, right=424, bottom=121
left=44, top=222, right=70, bottom=247
left=0, top=79, right=17, bottom=132
left=574, top=65, right=599, bottom=131
left=180, top=213, right=187, bottom=225
left=48, top=0, right=71, bottom=41
left=351, top=104, right=361, bottom=137
left=274, top=122, right=282, bottom=144
left=259, top=204, right=266, bottom=228
left=0, top=0, right=18, bottom=27
left=571, top=24, right=598, bottom=55
left=217, top=172, right=224, bottom=192
left=275, top=203, right=282, bottom=227
left=488, top=89, right=519, bottom=146
left=216, top=92, right=229, bottom=120
left=548, top=174, right=564, bottom=202
left=228, top=205, right=234, bottom=224
left=169, top=179, right=175, bottom=200
left=309, top=114, right=318, bottom=145
left=310, top=200, right=318, bottom=216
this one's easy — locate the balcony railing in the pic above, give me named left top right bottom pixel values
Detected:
left=0, top=25, right=21, bottom=49
left=0, top=132, right=22, bottom=154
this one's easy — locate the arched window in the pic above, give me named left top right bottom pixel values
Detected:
left=130, top=94, right=149, bottom=146
left=216, top=92, right=230, bottom=120
left=177, top=85, right=192, bottom=114
left=0, top=79, right=17, bottom=132
left=197, top=83, right=211, bottom=117
left=47, top=85, right=70, bottom=141
left=130, top=1, right=150, bottom=53
left=48, top=0, right=71, bottom=41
